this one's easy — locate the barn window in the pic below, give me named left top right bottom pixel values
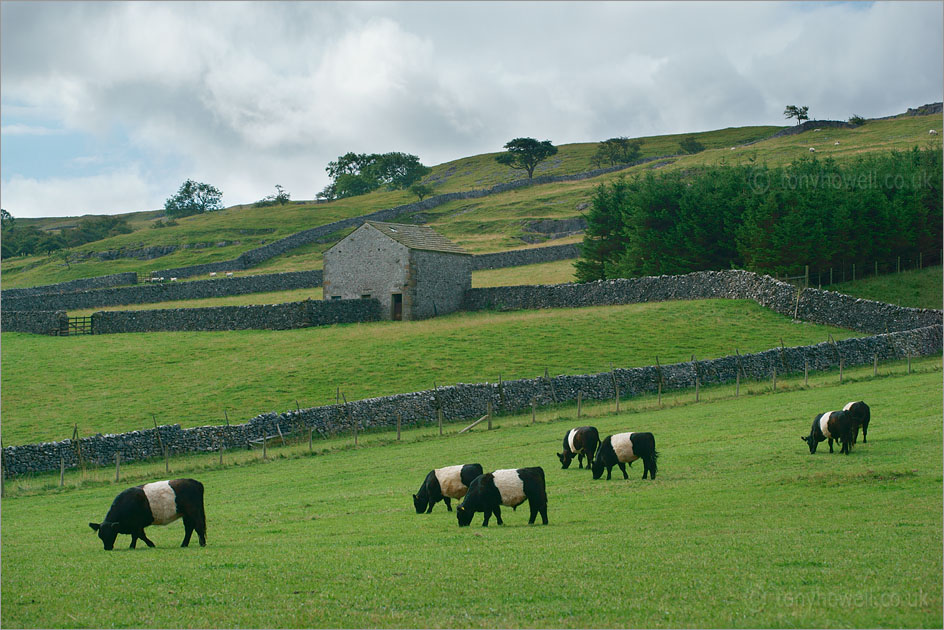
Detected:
left=331, top=295, right=341, bottom=300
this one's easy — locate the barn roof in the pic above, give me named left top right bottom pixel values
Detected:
left=364, top=221, right=471, bottom=255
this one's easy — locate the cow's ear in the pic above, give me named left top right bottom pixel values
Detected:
left=89, top=522, right=100, bottom=531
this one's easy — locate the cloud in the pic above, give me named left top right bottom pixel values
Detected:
left=1, top=1, right=941, bottom=217
left=0, top=124, right=67, bottom=136
left=1, top=168, right=157, bottom=218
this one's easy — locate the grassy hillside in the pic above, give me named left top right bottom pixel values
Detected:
left=0, top=298, right=867, bottom=445
left=826, top=266, right=943, bottom=310
left=1, top=365, right=940, bottom=628
left=3, top=113, right=939, bottom=288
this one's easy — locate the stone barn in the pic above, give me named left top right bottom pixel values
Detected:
left=322, top=221, right=472, bottom=321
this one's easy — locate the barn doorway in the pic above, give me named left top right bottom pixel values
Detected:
left=391, top=293, right=403, bottom=321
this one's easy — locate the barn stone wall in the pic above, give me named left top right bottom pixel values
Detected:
left=90, top=298, right=380, bottom=334
left=3, top=323, right=939, bottom=477
left=409, top=249, right=472, bottom=320
left=1, top=310, right=68, bottom=335
left=322, top=225, right=410, bottom=319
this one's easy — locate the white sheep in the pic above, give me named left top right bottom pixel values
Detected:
left=834, top=141, right=840, bottom=145
left=930, top=129, right=938, bottom=135
left=209, top=272, right=217, bottom=277
left=170, top=277, right=177, bottom=282
left=226, top=272, right=234, bottom=277
left=809, top=147, right=816, bottom=153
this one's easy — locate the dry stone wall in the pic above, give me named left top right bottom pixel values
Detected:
left=1, top=272, right=137, bottom=298
left=470, top=243, right=581, bottom=270
left=2, top=270, right=323, bottom=312
left=92, top=298, right=380, bottom=334
left=1, top=310, right=68, bottom=335
left=3, top=323, right=939, bottom=477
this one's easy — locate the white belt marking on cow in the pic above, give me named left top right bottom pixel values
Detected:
left=567, top=429, right=579, bottom=453
left=610, top=432, right=639, bottom=463
left=819, top=412, right=838, bottom=439
left=491, top=469, right=527, bottom=507
left=435, top=465, right=468, bottom=499
left=143, top=481, right=181, bottom=525
left=842, top=402, right=855, bottom=411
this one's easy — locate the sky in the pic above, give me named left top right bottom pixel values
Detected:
left=1, top=1, right=941, bottom=219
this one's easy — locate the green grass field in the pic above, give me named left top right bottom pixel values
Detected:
left=1, top=362, right=940, bottom=628
left=0, top=299, right=868, bottom=446
left=3, top=114, right=939, bottom=287
left=826, top=266, right=943, bottom=310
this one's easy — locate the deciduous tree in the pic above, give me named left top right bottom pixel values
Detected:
left=164, top=180, right=224, bottom=218
left=495, top=138, right=558, bottom=179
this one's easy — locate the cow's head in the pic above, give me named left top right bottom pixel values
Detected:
left=800, top=434, right=819, bottom=454
left=591, top=456, right=605, bottom=480
left=89, top=521, right=119, bottom=550
left=557, top=451, right=573, bottom=469
left=412, top=493, right=428, bottom=514
left=456, top=504, right=474, bottom=527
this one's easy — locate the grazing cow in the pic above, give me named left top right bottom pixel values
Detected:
left=557, top=426, right=600, bottom=471
left=413, top=463, right=483, bottom=514
left=456, top=467, right=548, bottom=527
left=842, top=401, right=871, bottom=444
left=930, top=129, right=938, bottom=135
left=89, top=479, right=206, bottom=550
left=801, top=410, right=854, bottom=455
left=592, top=432, right=658, bottom=480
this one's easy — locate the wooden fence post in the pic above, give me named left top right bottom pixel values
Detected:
left=577, top=391, right=582, bottom=419
left=263, top=434, right=268, bottom=460
left=164, top=446, right=169, bottom=473
left=692, top=355, right=699, bottom=402
left=396, top=412, right=402, bottom=441
left=736, top=369, right=740, bottom=398
left=873, top=354, right=878, bottom=377
left=531, top=398, right=536, bottom=425
left=907, top=354, right=912, bottom=374
left=115, top=452, right=121, bottom=483
left=488, top=400, right=493, bottom=430
left=804, top=265, right=809, bottom=288
left=839, top=358, right=843, bottom=383
left=772, top=367, right=777, bottom=392
left=60, top=453, right=65, bottom=487
left=804, top=359, right=809, bottom=387
left=655, top=356, right=663, bottom=407
left=610, top=364, right=620, bottom=412
left=438, top=407, right=444, bottom=436
left=309, top=428, right=313, bottom=452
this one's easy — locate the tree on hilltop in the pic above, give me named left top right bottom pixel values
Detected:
left=164, top=180, right=224, bottom=218
left=591, top=137, right=643, bottom=168
left=317, top=152, right=431, bottom=201
left=495, top=138, right=558, bottom=179
left=784, top=105, right=810, bottom=125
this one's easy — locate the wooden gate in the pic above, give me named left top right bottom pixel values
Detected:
left=60, top=316, right=93, bottom=336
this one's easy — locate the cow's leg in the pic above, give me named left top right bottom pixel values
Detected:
left=862, top=422, right=868, bottom=443
left=443, top=497, right=452, bottom=512
left=493, top=506, right=503, bottom=526
left=139, top=529, right=155, bottom=547
left=482, top=508, right=492, bottom=527
left=618, top=462, right=628, bottom=479
left=577, top=453, right=584, bottom=469
left=828, top=438, right=834, bottom=453
left=181, top=516, right=197, bottom=547
left=129, top=533, right=138, bottom=549
left=605, top=465, right=612, bottom=480
left=642, top=459, right=650, bottom=479
left=425, top=500, right=434, bottom=514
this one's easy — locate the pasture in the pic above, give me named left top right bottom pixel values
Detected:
left=0, top=298, right=867, bottom=445
left=1, top=364, right=940, bottom=628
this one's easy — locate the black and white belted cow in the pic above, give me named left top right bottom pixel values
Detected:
left=802, top=410, right=854, bottom=455
left=413, top=463, right=484, bottom=514
left=842, top=401, right=871, bottom=444
left=557, top=426, right=600, bottom=471
left=89, top=479, right=207, bottom=550
left=456, top=467, right=548, bottom=527
left=592, top=432, right=658, bottom=480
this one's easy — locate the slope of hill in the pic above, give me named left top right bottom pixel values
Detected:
left=2, top=111, right=940, bottom=288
